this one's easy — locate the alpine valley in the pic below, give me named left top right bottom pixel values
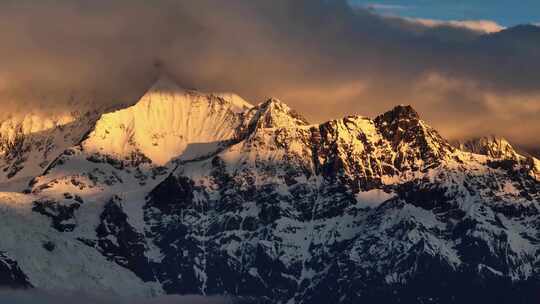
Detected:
left=0, top=76, right=539, bottom=304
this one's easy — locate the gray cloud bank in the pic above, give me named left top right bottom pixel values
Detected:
left=0, top=0, right=539, bottom=151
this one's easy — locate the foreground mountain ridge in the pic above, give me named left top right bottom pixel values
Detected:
left=0, top=76, right=539, bottom=303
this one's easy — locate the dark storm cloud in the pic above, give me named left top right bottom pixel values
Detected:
left=0, top=0, right=539, bottom=148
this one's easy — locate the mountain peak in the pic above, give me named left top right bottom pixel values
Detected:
left=373, top=104, right=424, bottom=143
left=377, top=104, right=419, bottom=122
left=212, top=92, right=253, bottom=113
left=140, top=75, right=252, bottom=114
left=82, top=82, right=252, bottom=165
left=459, top=135, right=521, bottom=160
left=261, top=97, right=287, bottom=107
left=146, top=74, right=186, bottom=95
left=248, top=98, right=309, bottom=129
left=372, top=104, right=454, bottom=170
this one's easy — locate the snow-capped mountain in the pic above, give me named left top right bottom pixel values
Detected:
left=460, top=136, right=540, bottom=181
left=0, top=111, right=101, bottom=192
left=459, top=136, right=522, bottom=160
left=0, top=76, right=539, bottom=304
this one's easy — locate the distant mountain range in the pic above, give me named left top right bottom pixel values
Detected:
left=0, top=76, right=538, bottom=304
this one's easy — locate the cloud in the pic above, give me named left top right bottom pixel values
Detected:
left=404, top=73, right=540, bottom=144
left=364, top=3, right=410, bottom=12
left=408, top=18, right=505, bottom=33
left=0, top=0, right=539, bottom=149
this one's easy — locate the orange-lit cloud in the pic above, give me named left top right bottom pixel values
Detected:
left=408, top=18, right=505, bottom=33
left=0, top=0, right=538, bottom=151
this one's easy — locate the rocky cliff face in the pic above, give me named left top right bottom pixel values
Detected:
left=0, top=76, right=538, bottom=304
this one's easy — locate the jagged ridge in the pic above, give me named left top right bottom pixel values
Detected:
left=0, top=76, right=537, bottom=304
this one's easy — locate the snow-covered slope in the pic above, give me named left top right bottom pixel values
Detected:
left=83, top=76, right=252, bottom=165
left=0, top=110, right=102, bottom=192
left=141, top=102, right=539, bottom=303
left=0, top=77, right=538, bottom=304
left=460, top=135, right=540, bottom=181
left=459, top=136, right=521, bottom=160
left=0, top=192, right=160, bottom=296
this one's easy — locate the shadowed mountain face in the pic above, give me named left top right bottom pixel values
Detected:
left=0, top=77, right=539, bottom=304
left=531, top=149, right=540, bottom=158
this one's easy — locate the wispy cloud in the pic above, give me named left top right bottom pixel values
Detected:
left=365, top=3, right=410, bottom=11
left=408, top=18, right=505, bottom=33
left=348, top=1, right=411, bottom=14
